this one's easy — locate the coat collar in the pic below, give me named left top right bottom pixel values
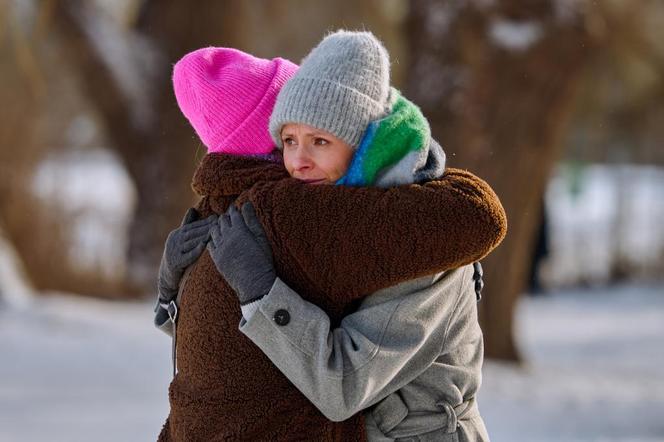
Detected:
left=191, top=153, right=290, bottom=197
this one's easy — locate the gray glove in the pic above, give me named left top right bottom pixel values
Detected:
left=157, top=208, right=217, bottom=303
left=207, top=203, right=276, bottom=306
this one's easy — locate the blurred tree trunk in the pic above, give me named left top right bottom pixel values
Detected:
left=406, top=0, right=595, bottom=360
left=210, top=0, right=409, bottom=85
left=0, top=0, right=85, bottom=294
left=50, top=0, right=237, bottom=289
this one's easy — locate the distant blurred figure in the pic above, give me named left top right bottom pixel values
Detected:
left=528, top=199, right=550, bottom=295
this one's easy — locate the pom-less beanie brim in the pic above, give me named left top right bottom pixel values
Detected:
left=269, top=76, right=387, bottom=148
left=269, top=30, right=391, bottom=150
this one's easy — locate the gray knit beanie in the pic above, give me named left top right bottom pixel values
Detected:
left=269, top=30, right=391, bottom=149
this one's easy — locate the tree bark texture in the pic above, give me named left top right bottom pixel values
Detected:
left=50, top=0, right=238, bottom=288
left=406, top=0, right=594, bottom=360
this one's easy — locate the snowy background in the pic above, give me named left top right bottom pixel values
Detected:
left=2, top=1, right=663, bottom=440
left=0, top=157, right=663, bottom=441
left=1, top=284, right=662, bottom=441
left=482, top=285, right=664, bottom=441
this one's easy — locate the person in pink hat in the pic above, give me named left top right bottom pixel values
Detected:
left=154, top=47, right=298, bottom=333
left=173, top=46, right=298, bottom=156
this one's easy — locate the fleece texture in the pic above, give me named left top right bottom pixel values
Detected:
left=239, top=171, right=507, bottom=300
left=158, top=153, right=507, bottom=441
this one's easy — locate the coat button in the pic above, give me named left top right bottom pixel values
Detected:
left=273, top=309, right=290, bottom=326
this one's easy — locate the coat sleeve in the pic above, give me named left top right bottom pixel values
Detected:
left=238, top=266, right=474, bottom=422
left=239, top=168, right=506, bottom=298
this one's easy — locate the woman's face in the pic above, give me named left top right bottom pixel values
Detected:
left=281, top=123, right=355, bottom=184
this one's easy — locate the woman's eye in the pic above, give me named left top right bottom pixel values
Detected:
left=314, top=138, right=329, bottom=146
left=282, top=137, right=296, bottom=147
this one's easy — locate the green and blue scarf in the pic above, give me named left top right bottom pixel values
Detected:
left=336, top=88, right=446, bottom=188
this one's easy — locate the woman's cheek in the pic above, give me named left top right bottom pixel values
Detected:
left=283, top=150, right=296, bottom=175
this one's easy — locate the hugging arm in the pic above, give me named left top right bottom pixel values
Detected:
left=230, top=168, right=503, bottom=420
left=238, top=266, right=476, bottom=421
left=154, top=208, right=217, bottom=335
left=239, top=168, right=506, bottom=298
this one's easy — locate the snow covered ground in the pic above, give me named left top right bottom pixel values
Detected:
left=0, top=295, right=171, bottom=442
left=480, top=285, right=664, bottom=442
left=0, top=284, right=662, bottom=441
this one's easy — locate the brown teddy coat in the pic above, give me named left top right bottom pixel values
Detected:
left=158, top=153, right=506, bottom=441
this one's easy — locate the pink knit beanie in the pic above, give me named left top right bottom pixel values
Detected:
left=173, top=47, right=298, bottom=155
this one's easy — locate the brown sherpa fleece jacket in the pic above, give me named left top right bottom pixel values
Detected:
left=158, top=153, right=507, bottom=442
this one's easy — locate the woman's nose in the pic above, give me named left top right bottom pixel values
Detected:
left=292, top=147, right=314, bottom=171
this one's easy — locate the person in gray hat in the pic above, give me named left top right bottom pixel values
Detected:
left=269, top=29, right=446, bottom=188
left=269, top=29, right=392, bottom=154
left=203, top=30, right=495, bottom=441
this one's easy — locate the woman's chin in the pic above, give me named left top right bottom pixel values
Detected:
left=299, top=178, right=329, bottom=185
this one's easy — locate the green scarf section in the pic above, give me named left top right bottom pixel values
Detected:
left=337, top=88, right=444, bottom=187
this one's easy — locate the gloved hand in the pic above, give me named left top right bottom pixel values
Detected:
left=207, top=203, right=276, bottom=306
left=157, top=208, right=218, bottom=303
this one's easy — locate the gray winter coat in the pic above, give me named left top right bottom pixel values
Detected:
left=239, top=264, right=489, bottom=441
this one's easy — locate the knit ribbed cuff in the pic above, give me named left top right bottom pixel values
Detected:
left=240, top=298, right=263, bottom=321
